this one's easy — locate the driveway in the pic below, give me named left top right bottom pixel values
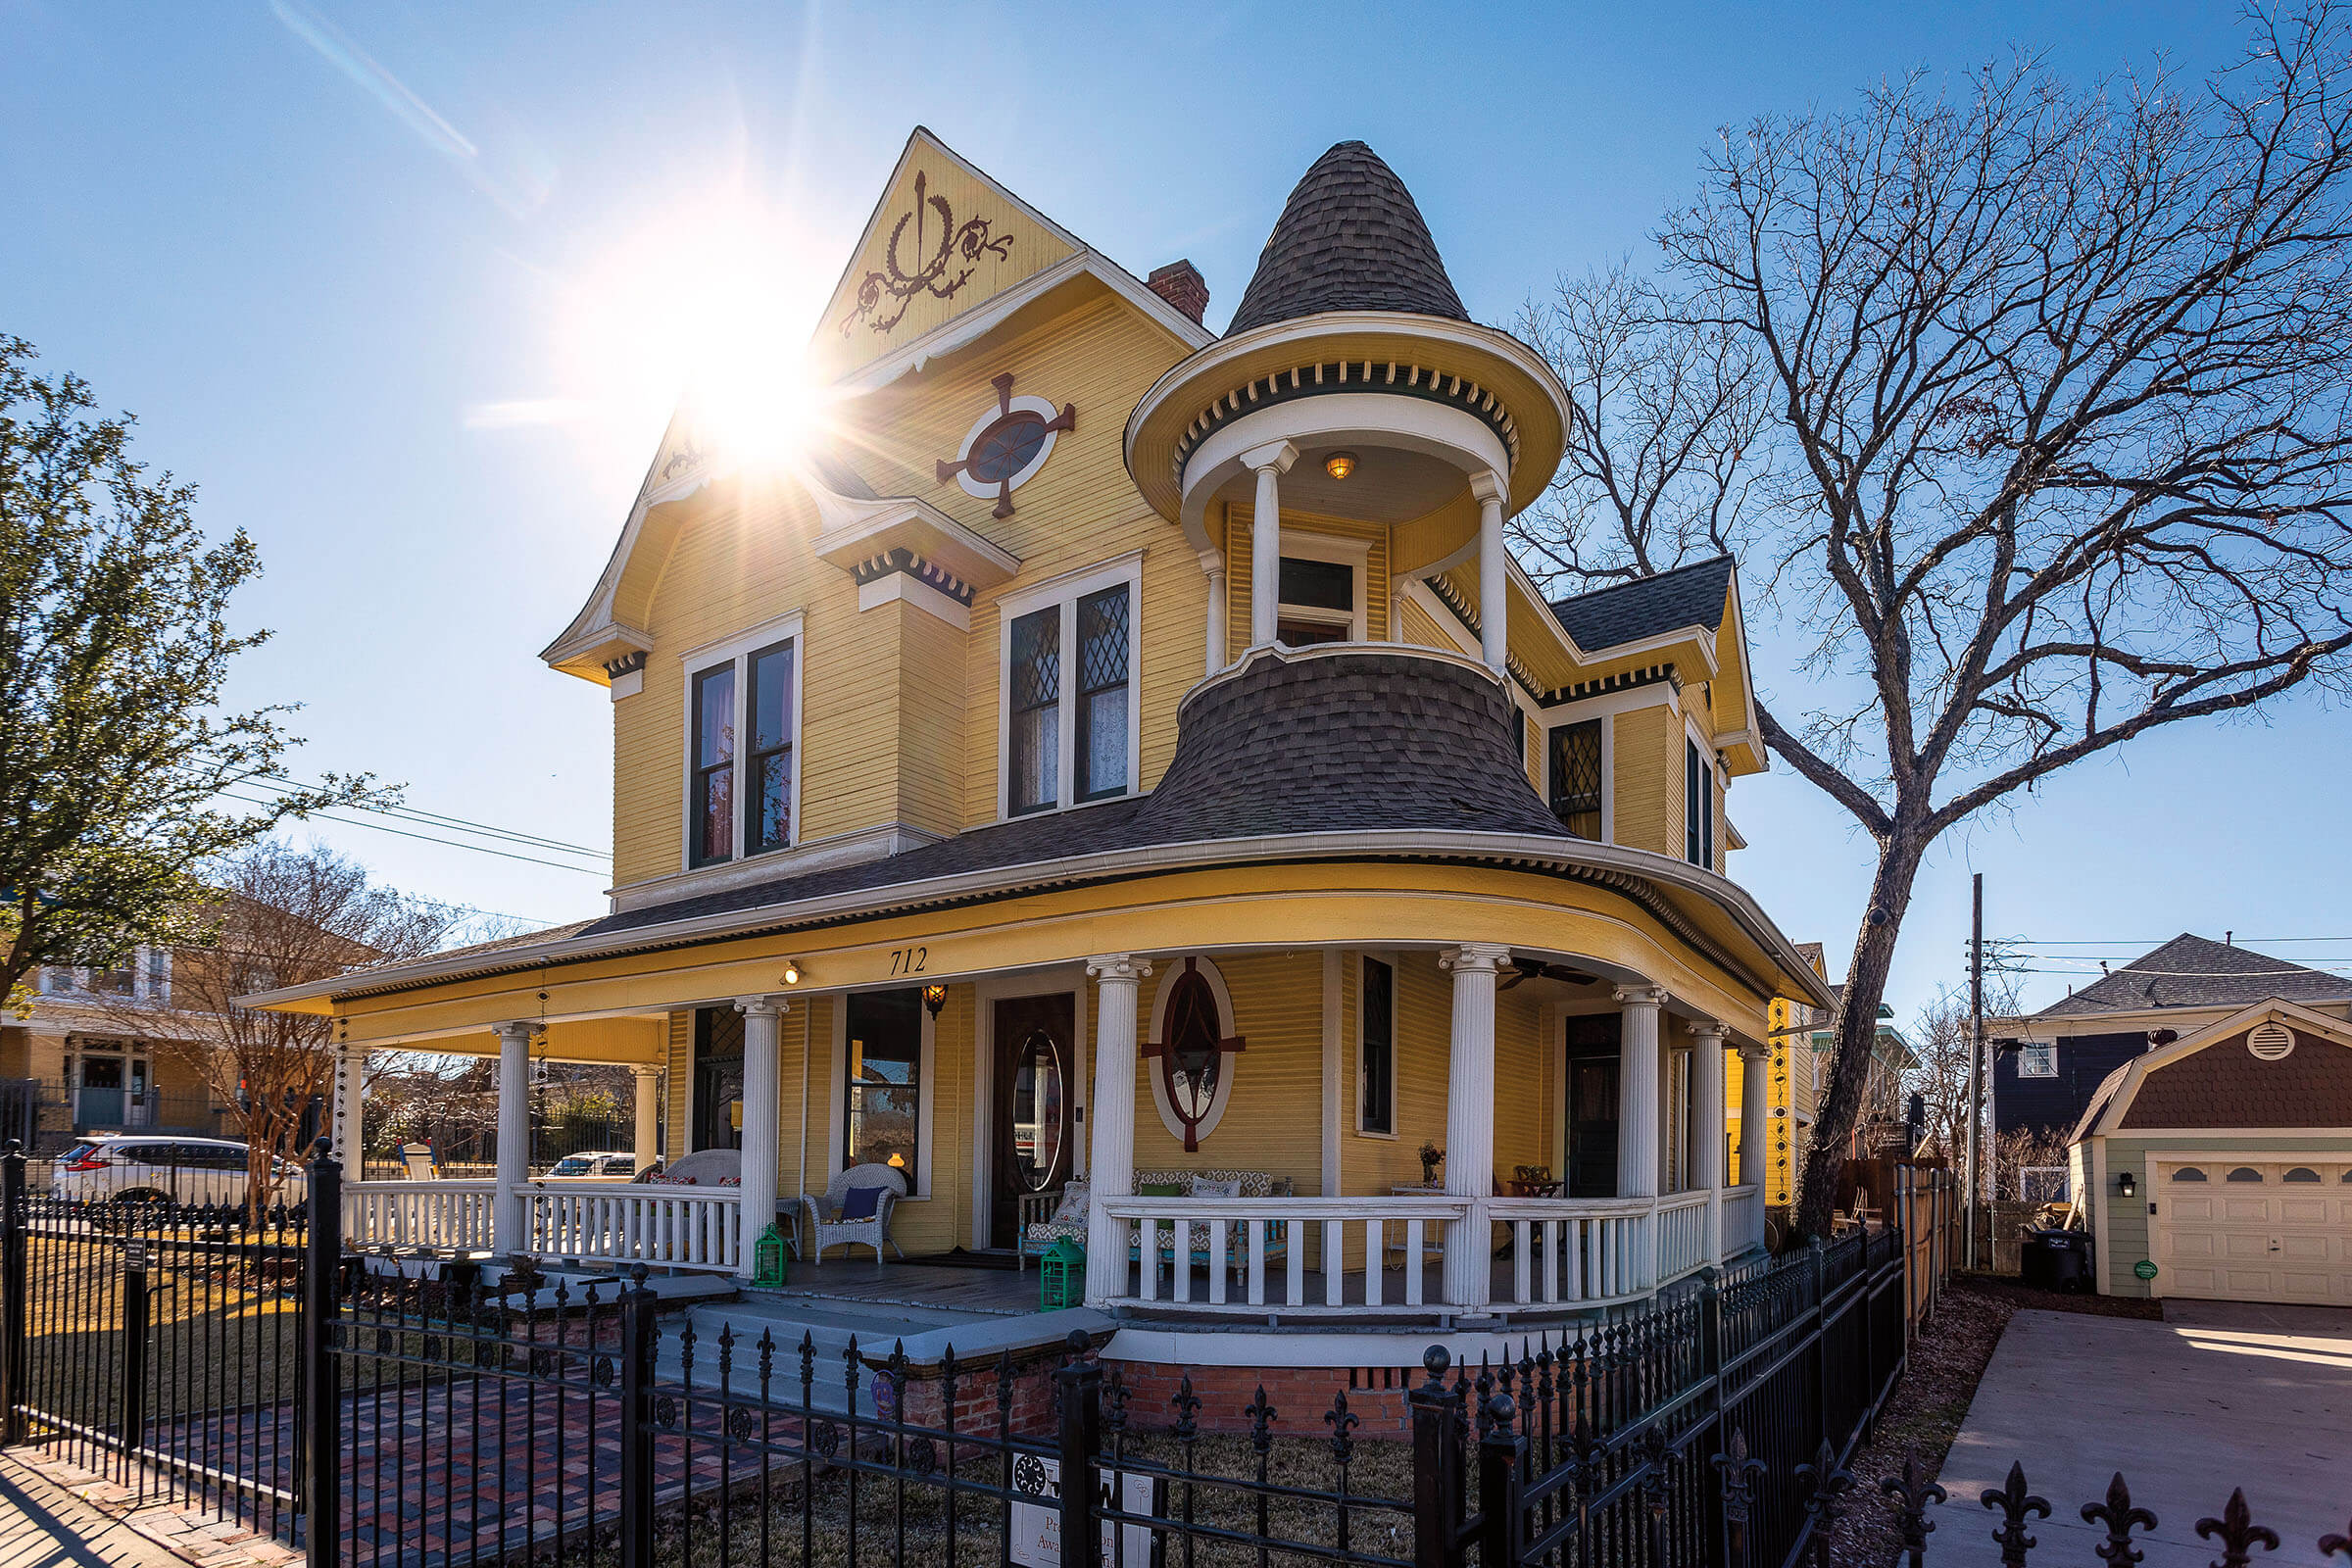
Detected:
left=1925, top=1303, right=2352, bottom=1566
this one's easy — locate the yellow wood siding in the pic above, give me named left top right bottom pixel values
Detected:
left=1129, top=953, right=1323, bottom=1199
left=1611, top=703, right=1675, bottom=857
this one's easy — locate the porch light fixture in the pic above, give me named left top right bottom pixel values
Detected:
left=1323, top=451, right=1357, bottom=480
left=922, top=983, right=947, bottom=1019
left=782, top=960, right=802, bottom=986
left=2117, top=1171, right=2137, bottom=1198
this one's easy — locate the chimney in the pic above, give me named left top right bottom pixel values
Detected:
left=1147, top=260, right=1209, bottom=324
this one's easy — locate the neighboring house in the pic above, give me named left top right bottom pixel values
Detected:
left=2069, top=998, right=2352, bottom=1306
left=0, top=952, right=231, bottom=1149
left=244, top=131, right=1831, bottom=1384
left=1741, top=941, right=1826, bottom=1215
left=1995, top=934, right=2352, bottom=1147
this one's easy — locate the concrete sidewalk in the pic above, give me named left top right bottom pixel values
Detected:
left=0, top=1456, right=191, bottom=1568
left=1925, top=1304, right=2352, bottom=1566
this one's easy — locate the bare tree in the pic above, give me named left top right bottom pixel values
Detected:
left=136, top=844, right=459, bottom=1217
left=1521, top=9, right=2352, bottom=1237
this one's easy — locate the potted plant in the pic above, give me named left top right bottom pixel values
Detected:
left=1509, top=1164, right=1557, bottom=1198
left=1418, top=1143, right=1444, bottom=1183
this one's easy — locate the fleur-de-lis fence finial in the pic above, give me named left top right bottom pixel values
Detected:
left=2081, top=1473, right=2157, bottom=1567
left=2194, top=1491, right=2279, bottom=1568
left=1881, top=1456, right=1947, bottom=1568
left=1324, top=1389, right=1358, bottom=1466
left=2318, top=1519, right=2351, bottom=1563
left=1795, top=1439, right=1855, bottom=1568
left=1982, top=1463, right=2051, bottom=1568
left=1714, top=1427, right=1767, bottom=1525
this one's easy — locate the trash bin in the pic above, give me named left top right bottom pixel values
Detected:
left=2021, top=1228, right=2091, bottom=1293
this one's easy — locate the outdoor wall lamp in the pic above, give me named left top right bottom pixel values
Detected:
left=782, top=960, right=802, bottom=986
left=2117, top=1171, right=2137, bottom=1198
left=922, top=983, right=947, bottom=1019
left=1324, top=451, right=1357, bottom=480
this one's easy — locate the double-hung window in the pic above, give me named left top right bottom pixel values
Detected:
left=685, top=617, right=802, bottom=868
left=1001, top=557, right=1141, bottom=817
left=1358, top=956, right=1395, bottom=1135
left=1548, top=719, right=1603, bottom=841
left=1273, top=537, right=1368, bottom=647
left=1685, top=738, right=1714, bottom=867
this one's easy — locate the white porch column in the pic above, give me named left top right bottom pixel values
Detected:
left=1240, top=441, right=1298, bottom=648
left=330, top=1044, right=365, bottom=1171
left=1738, top=1041, right=1772, bottom=1191
left=734, top=996, right=787, bottom=1276
left=1472, top=469, right=1509, bottom=675
left=629, top=1064, right=662, bottom=1171
left=1084, top=955, right=1152, bottom=1304
left=1442, top=943, right=1509, bottom=1312
left=1690, top=1021, right=1728, bottom=1259
left=1200, top=548, right=1228, bottom=674
left=1614, top=987, right=1662, bottom=1200
left=492, top=1020, right=534, bottom=1258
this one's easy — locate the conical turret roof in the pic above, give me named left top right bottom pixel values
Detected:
left=1226, top=141, right=1469, bottom=334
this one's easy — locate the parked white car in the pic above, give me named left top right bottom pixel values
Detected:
left=49, top=1136, right=308, bottom=1208
left=536, top=1151, right=637, bottom=1182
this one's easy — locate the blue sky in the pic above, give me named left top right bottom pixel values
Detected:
left=7, top=1, right=2340, bottom=1018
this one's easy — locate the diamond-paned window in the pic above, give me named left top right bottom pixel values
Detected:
left=1548, top=719, right=1602, bottom=841
left=1009, top=608, right=1061, bottom=814
left=1075, top=584, right=1130, bottom=801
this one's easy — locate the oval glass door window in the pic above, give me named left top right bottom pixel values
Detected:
left=1010, top=1029, right=1065, bottom=1192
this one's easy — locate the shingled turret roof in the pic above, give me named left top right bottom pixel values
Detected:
left=1547, top=557, right=1735, bottom=653
left=1226, top=142, right=1469, bottom=335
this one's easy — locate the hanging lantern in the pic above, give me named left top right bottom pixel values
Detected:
left=1039, top=1236, right=1085, bottom=1310
left=753, top=1223, right=791, bottom=1288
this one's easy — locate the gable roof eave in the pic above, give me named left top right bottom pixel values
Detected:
left=2084, top=995, right=2352, bottom=1138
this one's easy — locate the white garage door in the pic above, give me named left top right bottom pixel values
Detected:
left=2155, top=1159, right=2352, bottom=1305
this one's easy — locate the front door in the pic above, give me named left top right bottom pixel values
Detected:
left=991, top=994, right=1075, bottom=1250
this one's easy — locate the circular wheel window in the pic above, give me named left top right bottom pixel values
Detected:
left=936, top=372, right=1074, bottom=518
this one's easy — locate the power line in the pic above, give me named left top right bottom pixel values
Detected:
left=257, top=773, right=610, bottom=861
left=221, top=793, right=612, bottom=877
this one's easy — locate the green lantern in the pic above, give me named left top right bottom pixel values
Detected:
left=1039, top=1236, right=1085, bottom=1310
left=753, top=1223, right=791, bottom=1288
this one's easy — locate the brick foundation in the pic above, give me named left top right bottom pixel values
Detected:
left=1105, top=1359, right=1426, bottom=1437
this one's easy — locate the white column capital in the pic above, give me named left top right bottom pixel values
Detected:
left=1468, top=468, right=1508, bottom=506
left=628, top=1062, right=663, bottom=1081
left=1237, top=439, right=1299, bottom=476
left=1687, top=1019, right=1730, bottom=1044
left=1441, top=943, right=1511, bottom=974
left=1736, top=1039, right=1773, bottom=1060
left=492, top=1019, right=539, bottom=1045
left=1196, top=547, right=1225, bottom=574
left=1612, top=985, right=1667, bottom=1008
left=1085, top=954, right=1153, bottom=984
left=733, top=994, right=792, bottom=1018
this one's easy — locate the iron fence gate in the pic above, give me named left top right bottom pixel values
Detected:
left=0, top=1143, right=309, bottom=1536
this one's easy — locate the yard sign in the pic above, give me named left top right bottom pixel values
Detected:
left=1008, top=1453, right=1164, bottom=1568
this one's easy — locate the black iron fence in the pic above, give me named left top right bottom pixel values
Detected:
left=0, top=1145, right=308, bottom=1536
left=2, top=1143, right=2342, bottom=1568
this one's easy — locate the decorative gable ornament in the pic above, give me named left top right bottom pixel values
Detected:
left=2246, top=1020, right=2295, bottom=1060
left=937, top=372, right=1074, bottom=518
left=840, top=169, right=1016, bottom=337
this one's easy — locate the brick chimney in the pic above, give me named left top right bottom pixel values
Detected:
left=1147, top=260, right=1209, bottom=324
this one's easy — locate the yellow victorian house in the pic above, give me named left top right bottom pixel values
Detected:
left=250, top=130, right=1829, bottom=1369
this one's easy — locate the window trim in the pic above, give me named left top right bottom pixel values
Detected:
left=678, top=612, right=805, bottom=872
left=2015, top=1041, right=2058, bottom=1079
left=1274, top=532, right=1370, bottom=644
left=1356, top=953, right=1397, bottom=1138
left=1683, top=727, right=1718, bottom=868
left=996, top=553, right=1144, bottom=821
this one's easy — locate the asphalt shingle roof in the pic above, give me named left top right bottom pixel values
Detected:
left=1225, top=142, right=1469, bottom=335
left=574, top=649, right=1562, bottom=939
left=1546, top=557, right=1734, bottom=654
left=2030, top=933, right=2352, bottom=1018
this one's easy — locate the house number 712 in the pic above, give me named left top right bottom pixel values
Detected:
left=889, top=946, right=928, bottom=975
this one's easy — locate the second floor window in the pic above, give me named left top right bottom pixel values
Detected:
left=1549, top=720, right=1602, bottom=841
left=1002, top=561, right=1139, bottom=818
left=688, top=625, right=801, bottom=868
left=1685, top=738, right=1715, bottom=867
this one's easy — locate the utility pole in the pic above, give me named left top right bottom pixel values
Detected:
left=1965, top=872, right=1984, bottom=1271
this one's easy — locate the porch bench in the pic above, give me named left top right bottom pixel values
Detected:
left=1130, top=1169, right=1294, bottom=1284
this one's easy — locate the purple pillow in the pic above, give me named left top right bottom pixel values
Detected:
left=840, top=1184, right=883, bottom=1220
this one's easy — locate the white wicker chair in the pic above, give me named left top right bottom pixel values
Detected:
left=801, top=1163, right=907, bottom=1265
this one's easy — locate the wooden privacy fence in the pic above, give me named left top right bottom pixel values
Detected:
left=1892, top=1163, right=1960, bottom=1334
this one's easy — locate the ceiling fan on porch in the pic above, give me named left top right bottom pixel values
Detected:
left=1498, top=958, right=1600, bottom=991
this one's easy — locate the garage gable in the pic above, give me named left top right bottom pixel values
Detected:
left=2114, top=1003, right=2352, bottom=1131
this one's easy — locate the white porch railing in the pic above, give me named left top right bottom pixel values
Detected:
left=1490, top=1196, right=1654, bottom=1306
left=1722, top=1184, right=1765, bottom=1256
left=523, top=1183, right=743, bottom=1272
left=1099, top=1197, right=1469, bottom=1315
left=344, top=1180, right=497, bottom=1251
left=1655, top=1191, right=1712, bottom=1280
